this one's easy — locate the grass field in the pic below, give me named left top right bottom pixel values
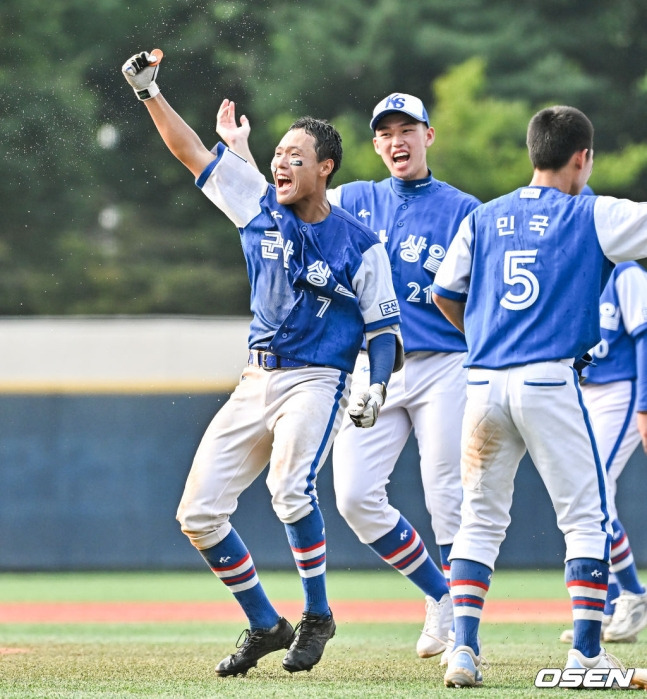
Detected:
left=0, top=570, right=645, bottom=697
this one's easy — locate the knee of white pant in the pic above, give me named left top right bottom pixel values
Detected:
left=176, top=502, right=231, bottom=550
left=431, top=512, right=462, bottom=547
left=336, top=489, right=370, bottom=530
left=335, top=489, right=399, bottom=544
left=269, top=480, right=316, bottom=524
left=272, top=498, right=314, bottom=525
left=335, top=486, right=361, bottom=522
left=450, top=525, right=504, bottom=570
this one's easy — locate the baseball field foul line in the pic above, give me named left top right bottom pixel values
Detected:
left=0, top=599, right=571, bottom=624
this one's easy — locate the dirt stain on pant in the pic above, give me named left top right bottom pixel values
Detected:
left=462, top=408, right=502, bottom=489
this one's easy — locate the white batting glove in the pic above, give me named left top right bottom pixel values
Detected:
left=348, top=382, right=387, bottom=429
left=122, top=49, right=163, bottom=101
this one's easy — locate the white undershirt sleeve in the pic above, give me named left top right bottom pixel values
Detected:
left=594, top=196, right=647, bottom=263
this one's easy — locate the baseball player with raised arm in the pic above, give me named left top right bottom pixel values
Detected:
left=431, top=105, right=647, bottom=689
left=121, top=49, right=402, bottom=678
left=560, top=260, right=647, bottom=645
left=215, top=93, right=481, bottom=658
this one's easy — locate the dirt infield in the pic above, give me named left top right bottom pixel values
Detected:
left=0, top=599, right=571, bottom=624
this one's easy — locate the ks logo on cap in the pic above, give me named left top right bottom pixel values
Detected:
left=370, top=92, right=430, bottom=130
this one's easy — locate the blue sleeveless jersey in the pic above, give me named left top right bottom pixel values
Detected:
left=196, top=144, right=401, bottom=373
left=329, top=174, right=480, bottom=353
left=434, top=186, right=616, bottom=368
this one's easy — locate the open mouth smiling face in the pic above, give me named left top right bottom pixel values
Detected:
left=373, top=115, right=434, bottom=180
left=392, top=149, right=410, bottom=166
left=275, top=172, right=293, bottom=196
left=271, top=129, right=317, bottom=204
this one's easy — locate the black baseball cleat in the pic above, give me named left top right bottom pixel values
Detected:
left=282, top=610, right=336, bottom=673
left=215, top=617, right=294, bottom=677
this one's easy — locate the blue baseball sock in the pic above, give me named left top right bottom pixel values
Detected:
left=439, top=544, right=454, bottom=631
left=450, top=558, right=491, bottom=655
left=610, top=520, right=645, bottom=596
left=605, top=574, right=620, bottom=616
left=439, top=543, right=452, bottom=585
left=369, top=515, right=448, bottom=600
left=199, top=527, right=279, bottom=630
left=566, top=557, right=608, bottom=658
left=285, top=508, right=330, bottom=617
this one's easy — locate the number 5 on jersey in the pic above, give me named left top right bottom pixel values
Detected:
left=500, top=249, right=539, bottom=311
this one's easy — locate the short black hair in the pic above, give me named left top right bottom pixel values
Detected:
left=289, top=116, right=342, bottom=186
left=526, top=106, right=593, bottom=171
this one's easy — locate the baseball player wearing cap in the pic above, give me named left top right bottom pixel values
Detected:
left=432, top=105, right=647, bottom=689
left=216, top=92, right=481, bottom=658
left=122, top=49, right=402, bottom=677
left=327, top=93, right=480, bottom=658
left=560, top=261, right=647, bottom=645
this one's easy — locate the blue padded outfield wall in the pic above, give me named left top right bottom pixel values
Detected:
left=0, top=317, right=644, bottom=571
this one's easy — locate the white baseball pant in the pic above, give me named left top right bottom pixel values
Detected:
left=332, top=350, right=465, bottom=545
left=450, top=360, right=612, bottom=570
left=177, top=364, right=349, bottom=550
left=581, top=380, right=641, bottom=523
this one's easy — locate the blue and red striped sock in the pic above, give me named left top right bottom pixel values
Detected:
left=565, top=557, right=608, bottom=658
left=610, top=520, right=645, bottom=595
left=439, top=543, right=452, bottom=585
left=200, top=527, right=279, bottom=630
left=450, top=558, right=491, bottom=655
left=370, top=515, right=448, bottom=600
left=285, top=508, right=330, bottom=617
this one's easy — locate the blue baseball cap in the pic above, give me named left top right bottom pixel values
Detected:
left=370, top=93, right=430, bottom=131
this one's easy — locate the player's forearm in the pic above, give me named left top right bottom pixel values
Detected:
left=144, top=94, right=213, bottom=178
left=432, top=294, right=466, bottom=333
left=367, top=332, right=396, bottom=386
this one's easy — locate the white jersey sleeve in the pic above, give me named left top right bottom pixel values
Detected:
left=432, top=215, right=473, bottom=298
left=616, top=264, right=647, bottom=337
left=351, top=242, right=401, bottom=330
left=326, top=185, right=343, bottom=208
left=594, top=196, right=647, bottom=263
left=197, top=144, right=269, bottom=228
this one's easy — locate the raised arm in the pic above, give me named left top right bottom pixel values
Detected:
left=216, top=99, right=258, bottom=168
left=122, top=50, right=214, bottom=179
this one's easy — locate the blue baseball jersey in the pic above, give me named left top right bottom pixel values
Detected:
left=433, top=186, right=647, bottom=369
left=584, top=261, right=647, bottom=410
left=196, top=143, right=401, bottom=373
left=328, top=174, right=480, bottom=353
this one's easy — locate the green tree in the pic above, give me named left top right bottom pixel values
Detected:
left=4, top=0, right=647, bottom=315
left=427, top=58, right=532, bottom=201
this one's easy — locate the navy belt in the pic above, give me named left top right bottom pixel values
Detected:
left=248, top=350, right=309, bottom=371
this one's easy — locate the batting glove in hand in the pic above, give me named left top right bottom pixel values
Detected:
left=122, top=49, right=163, bottom=101
left=348, top=382, right=386, bottom=429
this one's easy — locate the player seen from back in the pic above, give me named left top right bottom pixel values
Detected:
left=432, top=105, right=647, bottom=689
left=121, top=49, right=402, bottom=678
left=216, top=93, right=481, bottom=659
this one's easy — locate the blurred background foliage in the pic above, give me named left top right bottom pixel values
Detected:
left=3, top=0, right=647, bottom=315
